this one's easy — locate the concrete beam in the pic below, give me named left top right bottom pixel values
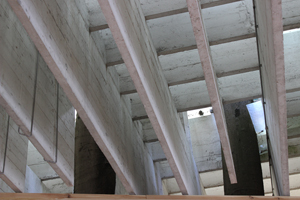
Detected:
left=89, top=0, right=241, bottom=32
left=27, top=142, right=58, bottom=181
left=8, top=0, right=156, bottom=195
left=130, top=70, right=300, bottom=121
left=114, top=22, right=299, bottom=97
left=120, top=66, right=259, bottom=96
left=254, top=0, right=289, bottom=196
left=186, top=0, right=236, bottom=184
left=158, top=125, right=300, bottom=180
left=1, top=0, right=75, bottom=187
left=3, top=192, right=300, bottom=199
left=98, top=0, right=201, bottom=195
left=0, top=178, right=14, bottom=193
left=0, top=106, right=28, bottom=192
left=165, top=156, right=300, bottom=195
left=153, top=112, right=300, bottom=181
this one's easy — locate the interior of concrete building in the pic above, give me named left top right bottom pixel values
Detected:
left=0, top=0, right=300, bottom=198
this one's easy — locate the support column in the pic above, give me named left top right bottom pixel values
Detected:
left=74, top=115, right=115, bottom=194
left=222, top=101, right=264, bottom=195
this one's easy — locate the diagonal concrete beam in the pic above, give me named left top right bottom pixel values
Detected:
left=2, top=0, right=75, bottom=187
left=186, top=0, right=237, bottom=184
left=8, top=0, right=157, bottom=195
left=89, top=0, right=241, bottom=32
left=254, top=0, right=289, bottom=196
left=98, top=0, right=202, bottom=195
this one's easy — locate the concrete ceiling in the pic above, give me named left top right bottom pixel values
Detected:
left=2, top=0, right=300, bottom=196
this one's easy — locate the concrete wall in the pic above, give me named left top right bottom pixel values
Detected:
left=1, top=0, right=75, bottom=186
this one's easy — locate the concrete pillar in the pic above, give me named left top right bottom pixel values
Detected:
left=222, top=101, right=264, bottom=195
left=74, top=115, right=115, bottom=194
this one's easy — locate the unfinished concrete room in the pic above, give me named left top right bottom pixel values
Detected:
left=0, top=0, right=300, bottom=199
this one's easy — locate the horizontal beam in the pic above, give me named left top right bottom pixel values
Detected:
left=169, top=173, right=300, bottom=195
left=89, top=0, right=241, bottom=32
left=149, top=114, right=222, bottom=179
left=107, top=23, right=300, bottom=68
left=132, top=92, right=299, bottom=121
left=0, top=106, right=28, bottom=192
left=186, top=0, right=236, bottom=184
left=157, top=22, right=300, bottom=57
left=132, top=98, right=256, bottom=121
left=2, top=0, right=75, bottom=186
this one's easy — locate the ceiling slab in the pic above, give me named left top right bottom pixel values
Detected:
left=255, top=0, right=289, bottom=195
